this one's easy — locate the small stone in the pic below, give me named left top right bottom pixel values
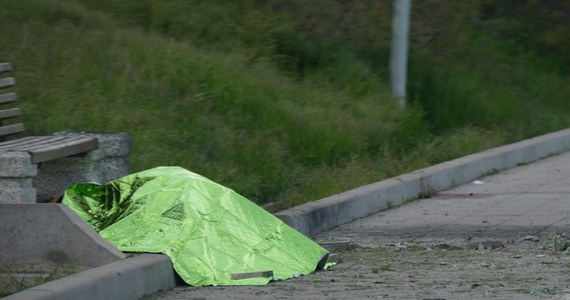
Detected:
left=395, top=242, right=407, bottom=251
left=330, top=278, right=336, bottom=282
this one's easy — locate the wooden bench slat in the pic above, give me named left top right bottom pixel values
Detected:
left=0, top=78, right=15, bottom=89
left=0, top=63, right=11, bottom=73
left=25, top=137, right=97, bottom=152
left=0, top=108, right=21, bottom=120
left=0, top=123, right=25, bottom=138
left=29, top=138, right=99, bottom=163
left=0, top=93, right=18, bottom=105
left=0, top=136, right=87, bottom=150
left=0, top=136, right=99, bottom=163
left=0, top=136, right=49, bottom=150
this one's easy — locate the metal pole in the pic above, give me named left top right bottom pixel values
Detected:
left=390, top=0, right=411, bottom=109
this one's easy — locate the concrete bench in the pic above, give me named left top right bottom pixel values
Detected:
left=0, top=62, right=131, bottom=203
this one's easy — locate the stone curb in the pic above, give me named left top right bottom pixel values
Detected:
left=275, top=128, right=570, bottom=237
left=4, top=254, right=177, bottom=300
left=0, top=204, right=125, bottom=268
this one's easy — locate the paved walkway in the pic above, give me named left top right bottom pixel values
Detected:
left=318, top=150, right=570, bottom=244
left=146, top=151, right=570, bottom=299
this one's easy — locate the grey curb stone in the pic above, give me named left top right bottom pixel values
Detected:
left=0, top=204, right=125, bottom=268
left=275, top=128, right=570, bottom=237
left=5, top=254, right=176, bottom=300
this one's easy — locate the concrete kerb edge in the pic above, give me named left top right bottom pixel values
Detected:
left=275, top=128, right=570, bottom=237
left=58, top=205, right=126, bottom=263
left=4, top=254, right=177, bottom=300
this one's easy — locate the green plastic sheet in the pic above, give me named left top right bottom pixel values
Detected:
left=62, top=166, right=328, bottom=286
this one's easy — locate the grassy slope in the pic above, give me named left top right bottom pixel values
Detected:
left=1, top=0, right=569, bottom=208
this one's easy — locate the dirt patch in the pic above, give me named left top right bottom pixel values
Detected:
left=145, top=238, right=570, bottom=299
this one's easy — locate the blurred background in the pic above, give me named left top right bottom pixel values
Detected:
left=1, top=0, right=569, bottom=208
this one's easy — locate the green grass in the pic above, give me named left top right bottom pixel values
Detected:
left=545, top=231, right=570, bottom=253
left=1, top=0, right=570, bottom=207
left=0, top=265, right=78, bottom=297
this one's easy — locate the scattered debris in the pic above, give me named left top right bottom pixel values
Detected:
left=318, top=239, right=353, bottom=252
left=374, top=263, right=393, bottom=272
left=519, top=235, right=540, bottom=242
left=473, top=180, right=484, bottom=184
left=434, top=243, right=462, bottom=251
left=481, top=240, right=504, bottom=250
left=231, top=270, right=273, bottom=281
left=328, top=253, right=343, bottom=264
left=479, top=262, right=494, bottom=268
left=395, top=242, right=407, bottom=251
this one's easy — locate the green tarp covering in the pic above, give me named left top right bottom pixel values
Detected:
left=62, top=166, right=328, bottom=286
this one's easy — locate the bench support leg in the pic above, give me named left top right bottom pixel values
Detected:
left=0, top=152, right=37, bottom=204
left=34, top=132, right=131, bottom=200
